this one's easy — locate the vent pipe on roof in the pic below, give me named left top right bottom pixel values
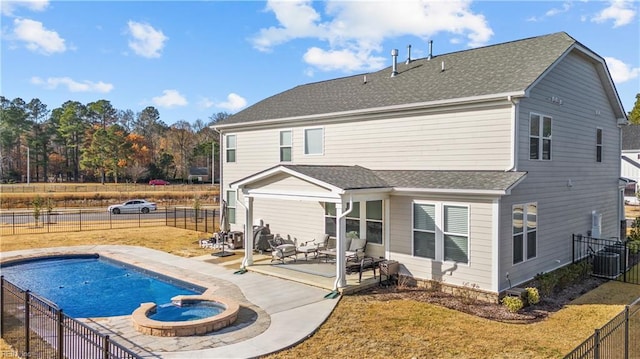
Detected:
left=391, top=49, right=399, bottom=77
left=405, top=45, right=412, bottom=64
left=427, top=40, right=433, bottom=60
left=441, top=60, right=445, bottom=72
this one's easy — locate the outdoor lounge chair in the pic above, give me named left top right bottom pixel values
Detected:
left=296, top=234, right=329, bottom=260
left=345, top=237, right=367, bottom=262
left=270, top=236, right=297, bottom=263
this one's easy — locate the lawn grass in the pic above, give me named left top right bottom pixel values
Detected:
left=1, top=228, right=639, bottom=358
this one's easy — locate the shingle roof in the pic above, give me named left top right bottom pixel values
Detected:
left=622, top=124, right=640, bottom=150
left=239, top=164, right=527, bottom=193
left=219, top=32, right=577, bottom=126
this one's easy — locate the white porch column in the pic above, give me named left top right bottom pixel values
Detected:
left=242, top=196, right=254, bottom=268
left=334, top=202, right=347, bottom=289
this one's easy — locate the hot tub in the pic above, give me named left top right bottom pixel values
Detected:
left=132, top=294, right=240, bottom=336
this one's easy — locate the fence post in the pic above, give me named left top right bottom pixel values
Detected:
left=0, top=276, right=4, bottom=337
left=624, top=306, right=629, bottom=359
left=12, top=212, right=15, bottom=235
left=594, top=328, right=600, bottom=359
left=57, top=310, right=64, bottom=359
left=79, top=209, right=82, bottom=231
left=103, top=335, right=109, bottom=359
left=572, top=234, right=575, bottom=263
left=24, top=290, right=30, bottom=357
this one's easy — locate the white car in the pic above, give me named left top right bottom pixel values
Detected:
left=108, top=199, right=157, bottom=214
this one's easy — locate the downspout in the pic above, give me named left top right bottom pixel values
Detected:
left=333, top=195, right=354, bottom=291
left=507, top=95, right=519, bottom=171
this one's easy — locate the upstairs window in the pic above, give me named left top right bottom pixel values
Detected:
left=529, top=114, right=552, bottom=160
left=596, top=128, right=603, bottom=162
left=280, top=130, right=292, bottom=162
left=226, top=135, right=236, bottom=163
left=304, top=127, right=323, bottom=155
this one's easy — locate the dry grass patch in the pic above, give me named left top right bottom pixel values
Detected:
left=0, top=227, right=213, bottom=257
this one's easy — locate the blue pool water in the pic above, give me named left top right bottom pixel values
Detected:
left=150, top=302, right=224, bottom=322
left=0, top=256, right=204, bottom=318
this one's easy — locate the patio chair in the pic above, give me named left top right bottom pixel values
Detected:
left=270, top=235, right=297, bottom=263
left=345, top=237, right=367, bottom=262
left=296, top=234, right=330, bottom=260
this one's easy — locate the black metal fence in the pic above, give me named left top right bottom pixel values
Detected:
left=0, top=277, right=141, bottom=359
left=0, top=208, right=219, bottom=236
left=572, top=234, right=640, bottom=285
left=564, top=297, right=640, bottom=359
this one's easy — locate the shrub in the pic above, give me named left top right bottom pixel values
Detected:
left=534, top=272, right=558, bottom=297
left=525, top=287, right=540, bottom=305
left=501, top=296, right=524, bottom=312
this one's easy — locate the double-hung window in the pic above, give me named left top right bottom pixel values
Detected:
left=324, top=200, right=384, bottom=245
left=280, top=130, right=292, bottom=162
left=226, top=190, right=236, bottom=224
left=529, top=114, right=552, bottom=160
left=226, top=135, right=236, bottom=163
left=596, top=128, right=603, bottom=162
left=304, top=127, right=323, bottom=155
left=413, top=203, right=469, bottom=264
left=513, top=203, right=537, bottom=264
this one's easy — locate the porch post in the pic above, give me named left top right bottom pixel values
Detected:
left=334, top=202, right=347, bottom=289
left=242, top=196, right=254, bottom=267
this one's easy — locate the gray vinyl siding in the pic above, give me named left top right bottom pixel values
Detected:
left=387, top=194, right=496, bottom=291
left=497, top=51, right=622, bottom=290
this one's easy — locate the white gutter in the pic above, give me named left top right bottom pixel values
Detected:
left=333, top=195, right=354, bottom=291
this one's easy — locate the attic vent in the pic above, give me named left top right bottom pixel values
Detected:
left=391, top=49, right=399, bottom=77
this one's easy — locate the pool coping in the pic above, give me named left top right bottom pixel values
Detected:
left=0, top=245, right=338, bottom=358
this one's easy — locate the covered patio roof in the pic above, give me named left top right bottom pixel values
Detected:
left=230, top=164, right=527, bottom=196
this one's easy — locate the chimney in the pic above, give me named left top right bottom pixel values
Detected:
left=405, top=45, right=412, bottom=64
left=427, top=40, right=433, bottom=60
left=391, top=49, right=399, bottom=77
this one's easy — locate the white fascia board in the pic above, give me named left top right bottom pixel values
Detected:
left=213, top=92, right=525, bottom=131
left=278, top=167, right=345, bottom=193
left=244, top=189, right=342, bottom=203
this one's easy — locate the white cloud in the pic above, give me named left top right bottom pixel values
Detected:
left=31, top=76, right=113, bottom=93
left=545, top=1, right=572, bottom=17
left=127, top=21, right=168, bottom=58
left=152, top=90, right=187, bottom=108
left=1, top=0, right=49, bottom=16
left=592, top=0, right=636, bottom=27
left=604, top=57, right=640, bottom=83
left=215, top=93, right=247, bottom=112
left=303, top=47, right=385, bottom=72
left=12, top=18, right=66, bottom=55
left=198, top=97, right=215, bottom=109
left=251, top=0, right=493, bottom=73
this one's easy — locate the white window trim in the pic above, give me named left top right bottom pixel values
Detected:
left=324, top=201, right=385, bottom=246
left=529, top=112, right=552, bottom=161
left=226, top=134, right=237, bottom=163
left=596, top=127, right=603, bottom=163
left=412, top=201, right=470, bottom=265
left=279, top=129, right=293, bottom=162
left=303, top=127, right=324, bottom=156
left=512, top=202, right=537, bottom=265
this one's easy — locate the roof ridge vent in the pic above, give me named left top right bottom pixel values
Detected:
left=391, top=49, right=399, bottom=77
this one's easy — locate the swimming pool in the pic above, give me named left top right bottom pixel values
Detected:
left=0, top=255, right=205, bottom=318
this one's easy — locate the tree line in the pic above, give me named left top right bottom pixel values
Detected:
left=0, top=96, right=229, bottom=184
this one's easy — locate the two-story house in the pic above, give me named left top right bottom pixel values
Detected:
left=213, top=32, right=628, bottom=298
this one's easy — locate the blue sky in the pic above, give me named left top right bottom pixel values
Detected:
left=2, top=0, right=639, bottom=125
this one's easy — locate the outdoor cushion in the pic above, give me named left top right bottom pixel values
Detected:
left=349, top=238, right=366, bottom=251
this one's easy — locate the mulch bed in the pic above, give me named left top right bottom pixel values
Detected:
left=358, top=276, right=608, bottom=323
